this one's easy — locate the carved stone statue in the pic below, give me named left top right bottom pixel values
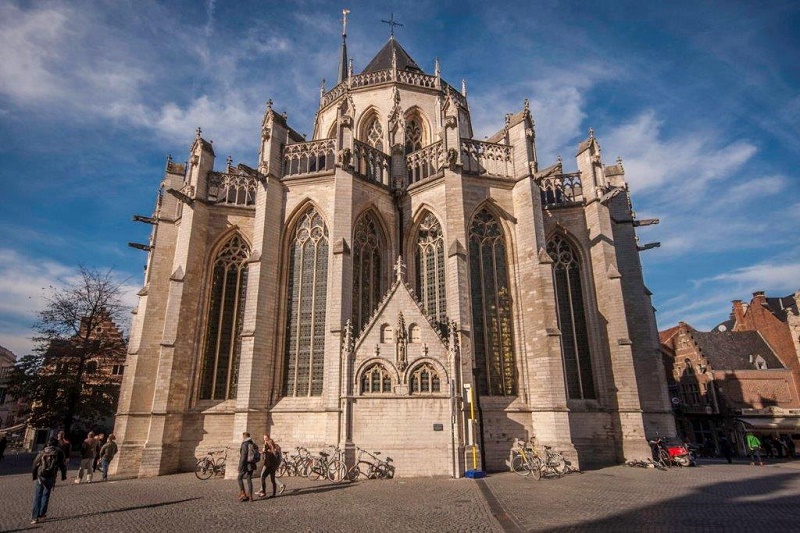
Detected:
left=396, top=311, right=408, bottom=371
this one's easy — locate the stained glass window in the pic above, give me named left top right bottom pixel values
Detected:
left=415, top=212, right=447, bottom=328
left=361, top=363, right=392, bottom=394
left=353, top=213, right=383, bottom=332
left=199, top=234, right=250, bottom=400
left=410, top=363, right=441, bottom=394
left=547, top=235, right=595, bottom=400
left=469, top=209, right=516, bottom=396
left=405, top=118, right=423, bottom=154
left=283, top=207, right=329, bottom=397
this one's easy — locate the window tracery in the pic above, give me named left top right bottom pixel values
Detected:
left=353, top=213, right=383, bottom=332
left=409, top=363, right=441, bottom=394
left=415, top=212, right=447, bottom=328
left=199, top=234, right=250, bottom=400
left=405, top=118, right=423, bottom=154
left=469, top=209, right=516, bottom=396
left=361, top=363, right=393, bottom=394
left=283, top=208, right=329, bottom=397
left=365, top=117, right=383, bottom=152
left=547, top=234, right=596, bottom=400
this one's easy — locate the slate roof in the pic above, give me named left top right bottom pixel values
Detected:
left=764, top=295, right=798, bottom=323
left=361, top=38, right=423, bottom=74
left=691, top=330, right=784, bottom=371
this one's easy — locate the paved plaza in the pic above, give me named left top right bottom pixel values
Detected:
left=2, top=455, right=800, bottom=532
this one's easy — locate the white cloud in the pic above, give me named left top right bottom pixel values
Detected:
left=699, top=263, right=800, bottom=292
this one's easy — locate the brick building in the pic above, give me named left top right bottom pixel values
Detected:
left=660, top=321, right=800, bottom=454
left=114, top=19, right=673, bottom=479
left=0, top=345, right=21, bottom=430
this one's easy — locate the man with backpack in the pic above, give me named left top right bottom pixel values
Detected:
left=75, top=431, right=97, bottom=483
left=31, top=437, right=67, bottom=524
left=237, top=432, right=259, bottom=502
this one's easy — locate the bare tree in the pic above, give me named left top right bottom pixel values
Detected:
left=8, top=266, right=128, bottom=435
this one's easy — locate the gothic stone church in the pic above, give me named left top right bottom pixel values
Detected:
left=113, top=30, right=674, bottom=478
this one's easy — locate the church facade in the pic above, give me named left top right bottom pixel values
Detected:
left=113, top=30, right=674, bottom=478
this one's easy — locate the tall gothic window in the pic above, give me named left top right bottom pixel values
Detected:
left=469, top=209, right=516, bottom=396
left=283, top=207, right=329, bottom=397
left=547, top=235, right=595, bottom=400
left=361, top=363, right=393, bottom=394
left=199, top=234, right=250, bottom=400
left=410, top=363, right=441, bottom=394
left=405, top=117, right=423, bottom=154
left=366, top=117, right=383, bottom=152
left=415, top=212, right=447, bottom=327
left=353, top=213, right=383, bottom=332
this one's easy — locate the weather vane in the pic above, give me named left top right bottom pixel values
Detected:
left=342, top=8, right=350, bottom=37
left=381, top=13, right=403, bottom=37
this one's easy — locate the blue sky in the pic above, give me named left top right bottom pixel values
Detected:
left=1, top=0, right=798, bottom=357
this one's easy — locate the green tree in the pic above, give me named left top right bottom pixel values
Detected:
left=8, top=266, right=128, bottom=435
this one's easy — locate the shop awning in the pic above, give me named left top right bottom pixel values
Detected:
left=735, top=417, right=800, bottom=431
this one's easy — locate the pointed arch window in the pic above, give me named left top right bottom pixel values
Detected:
left=283, top=208, right=329, bottom=397
left=361, top=363, right=393, bottom=394
left=366, top=117, right=383, bottom=152
left=415, top=212, right=447, bottom=328
left=405, top=117, right=423, bottom=154
left=469, top=209, right=516, bottom=396
left=199, top=234, right=250, bottom=400
left=353, top=213, right=383, bottom=332
left=547, top=235, right=595, bottom=400
left=410, top=363, right=441, bottom=394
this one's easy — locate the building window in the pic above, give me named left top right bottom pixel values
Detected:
left=681, top=383, right=701, bottom=405
left=85, top=361, right=98, bottom=374
left=410, top=363, right=441, bottom=394
left=283, top=207, right=329, bottom=397
left=366, top=117, right=383, bottom=152
left=409, top=324, right=421, bottom=343
left=198, top=234, right=250, bottom=401
left=353, top=213, right=383, bottom=332
left=111, top=364, right=124, bottom=376
left=547, top=234, right=596, bottom=400
left=470, top=209, right=516, bottom=396
left=754, top=355, right=768, bottom=370
left=380, top=324, right=394, bottom=344
left=415, top=212, right=447, bottom=328
left=405, top=118, right=423, bottom=154
left=361, top=363, right=392, bottom=394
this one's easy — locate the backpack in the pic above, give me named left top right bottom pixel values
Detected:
left=39, top=448, right=60, bottom=479
left=246, top=441, right=260, bottom=464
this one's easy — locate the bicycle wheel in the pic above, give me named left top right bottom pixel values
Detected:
left=328, top=460, right=347, bottom=482
left=346, top=464, right=361, bottom=481
left=195, top=458, right=213, bottom=480
left=511, top=454, right=530, bottom=477
left=276, top=461, right=287, bottom=478
left=553, top=455, right=568, bottom=477
left=530, top=456, right=542, bottom=480
left=297, top=457, right=312, bottom=478
left=658, top=449, right=671, bottom=469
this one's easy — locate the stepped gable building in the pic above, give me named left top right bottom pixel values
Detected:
left=114, top=20, right=673, bottom=478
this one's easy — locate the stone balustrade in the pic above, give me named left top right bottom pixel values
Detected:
left=207, top=172, right=258, bottom=207
left=537, top=172, right=584, bottom=207
left=320, top=71, right=464, bottom=109
left=352, top=140, right=390, bottom=186
left=283, top=138, right=336, bottom=178
left=460, top=139, right=513, bottom=178
left=407, top=140, right=444, bottom=184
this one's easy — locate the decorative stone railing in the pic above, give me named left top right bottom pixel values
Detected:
left=460, top=139, right=513, bottom=178
left=283, top=138, right=336, bottom=178
left=320, top=70, right=465, bottom=109
left=207, top=172, right=258, bottom=206
left=537, top=172, right=584, bottom=207
left=352, top=140, right=389, bottom=186
left=407, top=140, right=444, bottom=184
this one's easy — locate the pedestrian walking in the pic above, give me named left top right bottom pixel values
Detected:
left=75, top=432, right=96, bottom=483
left=99, top=434, right=118, bottom=481
left=92, top=433, right=105, bottom=473
left=256, top=434, right=285, bottom=499
left=31, top=437, right=66, bottom=524
left=0, top=433, right=7, bottom=461
left=746, top=433, right=763, bottom=466
left=56, top=431, right=71, bottom=472
left=237, top=432, right=259, bottom=502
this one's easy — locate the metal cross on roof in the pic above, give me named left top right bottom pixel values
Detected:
left=381, top=13, right=403, bottom=37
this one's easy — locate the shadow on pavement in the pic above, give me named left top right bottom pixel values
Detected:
left=47, top=497, right=202, bottom=523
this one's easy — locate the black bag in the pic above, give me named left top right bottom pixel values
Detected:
left=247, top=442, right=260, bottom=464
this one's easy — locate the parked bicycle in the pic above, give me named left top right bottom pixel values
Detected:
left=510, top=439, right=568, bottom=480
left=308, top=446, right=347, bottom=482
left=195, top=448, right=227, bottom=479
left=347, top=447, right=395, bottom=480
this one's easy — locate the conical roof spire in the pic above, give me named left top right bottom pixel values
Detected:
left=337, top=9, right=350, bottom=85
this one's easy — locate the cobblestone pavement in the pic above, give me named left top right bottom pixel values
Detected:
left=2, top=456, right=800, bottom=532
